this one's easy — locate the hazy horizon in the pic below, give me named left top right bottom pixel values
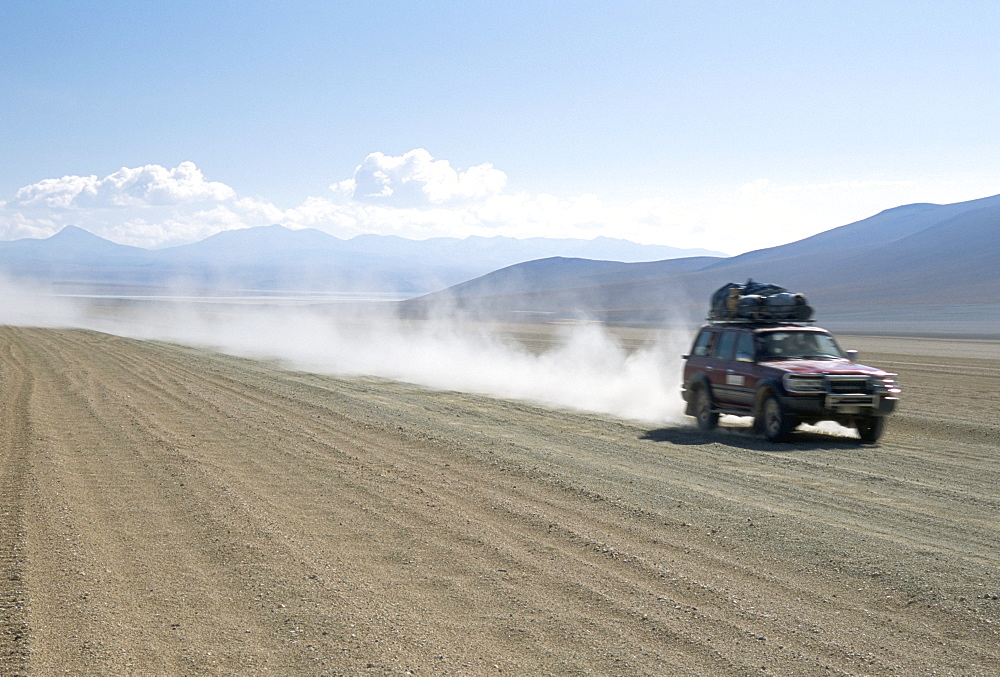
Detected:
left=10, top=222, right=729, bottom=256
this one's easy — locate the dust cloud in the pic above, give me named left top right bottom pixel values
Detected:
left=0, top=279, right=692, bottom=425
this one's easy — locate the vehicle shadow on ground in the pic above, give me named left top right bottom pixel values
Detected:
left=641, top=424, right=868, bottom=452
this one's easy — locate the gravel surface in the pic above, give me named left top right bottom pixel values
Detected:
left=0, top=326, right=997, bottom=676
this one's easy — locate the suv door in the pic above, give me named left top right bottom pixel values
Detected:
left=707, top=329, right=740, bottom=407
left=684, top=327, right=718, bottom=389
left=724, top=330, right=759, bottom=411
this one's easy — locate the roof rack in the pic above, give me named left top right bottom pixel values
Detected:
left=706, top=318, right=816, bottom=327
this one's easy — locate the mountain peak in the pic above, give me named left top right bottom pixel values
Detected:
left=45, top=225, right=132, bottom=252
left=50, top=225, right=106, bottom=241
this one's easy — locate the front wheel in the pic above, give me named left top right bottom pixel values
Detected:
left=694, top=387, right=719, bottom=431
left=857, top=416, right=886, bottom=443
left=758, top=393, right=795, bottom=442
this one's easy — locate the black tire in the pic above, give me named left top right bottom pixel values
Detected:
left=693, top=386, right=719, bottom=432
left=758, top=393, right=794, bottom=442
left=857, top=416, right=886, bottom=443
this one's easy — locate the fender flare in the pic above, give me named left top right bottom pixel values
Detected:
left=684, top=373, right=714, bottom=416
left=753, top=378, right=784, bottom=417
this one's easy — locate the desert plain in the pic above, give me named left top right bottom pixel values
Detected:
left=0, top=323, right=997, bottom=676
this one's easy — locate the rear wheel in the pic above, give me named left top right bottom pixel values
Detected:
left=758, top=393, right=794, bottom=442
left=694, top=387, right=718, bottom=432
left=857, top=416, right=886, bottom=443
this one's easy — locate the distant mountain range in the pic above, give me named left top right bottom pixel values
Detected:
left=3, top=193, right=998, bottom=336
left=0, top=225, right=723, bottom=296
left=406, top=193, right=1000, bottom=336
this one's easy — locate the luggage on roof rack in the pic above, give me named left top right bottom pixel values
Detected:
left=708, top=279, right=814, bottom=323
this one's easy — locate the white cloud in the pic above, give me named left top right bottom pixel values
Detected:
left=10, top=161, right=236, bottom=210
left=1, top=151, right=997, bottom=253
left=1, top=162, right=279, bottom=247
left=336, top=149, right=507, bottom=206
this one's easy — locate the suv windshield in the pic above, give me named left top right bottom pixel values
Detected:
left=759, top=331, right=845, bottom=361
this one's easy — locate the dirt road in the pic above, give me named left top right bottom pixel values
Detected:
left=0, top=327, right=997, bottom=675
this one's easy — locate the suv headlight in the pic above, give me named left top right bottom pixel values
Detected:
left=784, top=374, right=826, bottom=393
left=871, top=374, right=901, bottom=394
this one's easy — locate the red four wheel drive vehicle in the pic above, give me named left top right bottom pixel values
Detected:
left=682, top=281, right=901, bottom=442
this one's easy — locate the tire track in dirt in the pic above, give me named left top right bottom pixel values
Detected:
left=0, top=340, right=31, bottom=676
left=7, top=334, right=712, bottom=676
left=79, top=337, right=761, bottom=674
left=121, top=336, right=1000, bottom=672
left=3, top=327, right=999, bottom=675
left=15, top=331, right=295, bottom=673
left=113, top=336, right=1000, bottom=672
left=396, top=389, right=999, bottom=579
left=103, top=346, right=945, bottom=673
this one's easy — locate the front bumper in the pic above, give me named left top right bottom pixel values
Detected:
left=782, top=394, right=898, bottom=418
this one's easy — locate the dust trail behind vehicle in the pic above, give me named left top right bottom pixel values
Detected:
left=0, top=277, right=693, bottom=424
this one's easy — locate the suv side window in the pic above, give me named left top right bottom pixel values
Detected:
left=691, top=330, right=714, bottom=357
left=711, top=330, right=736, bottom=360
left=734, top=331, right=754, bottom=361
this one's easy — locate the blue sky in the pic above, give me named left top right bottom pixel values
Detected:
left=2, top=1, right=999, bottom=254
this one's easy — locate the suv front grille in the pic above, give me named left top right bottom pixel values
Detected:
left=827, top=377, right=872, bottom=395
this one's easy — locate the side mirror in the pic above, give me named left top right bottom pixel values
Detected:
left=735, top=351, right=754, bottom=363
left=847, top=349, right=859, bottom=362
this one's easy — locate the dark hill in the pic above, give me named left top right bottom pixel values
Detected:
left=408, top=194, right=1000, bottom=335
